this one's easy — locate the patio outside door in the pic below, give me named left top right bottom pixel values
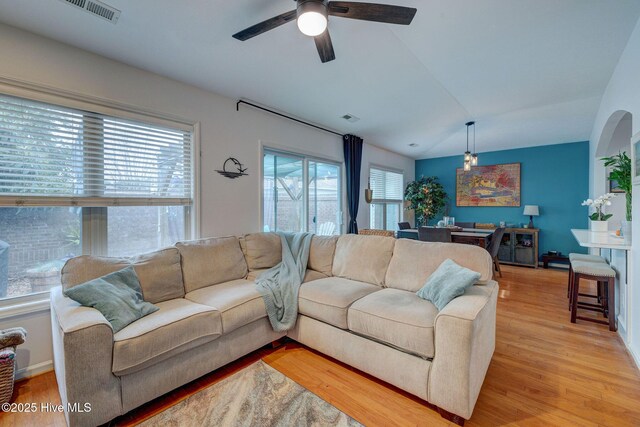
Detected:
left=263, top=150, right=341, bottom=235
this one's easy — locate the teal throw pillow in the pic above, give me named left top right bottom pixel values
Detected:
left=64, top=266, right=158, bottom=333
left=416, top=259, right=481, bottom=311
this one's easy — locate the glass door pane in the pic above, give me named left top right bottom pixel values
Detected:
left=263, top=152, right=304, bottom=233
left=370, top=204, right=384, bottom=229
left=308, top=161, right=340, bottom=235
left=385, top=203, right=401, bottom=231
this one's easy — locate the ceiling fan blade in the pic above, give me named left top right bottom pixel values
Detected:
left=314, top=30, right=336, bottom=63
left=328, top=2, right=416, bottom=25
left=232, top=9, right=297, bottom=41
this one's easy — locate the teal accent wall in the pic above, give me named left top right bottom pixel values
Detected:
left=415, top=141, right=590, bottom=258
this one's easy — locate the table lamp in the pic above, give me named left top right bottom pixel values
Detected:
left=523, top=205, right=539, bottom=228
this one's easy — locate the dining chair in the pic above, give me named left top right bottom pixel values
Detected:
left=418, top=227, right=452, bottom=242
left=455, top=222, right=475, bottom=229
left=398, top=222, right=411, bottom=230
left=486, top=227, right=506, bottom=277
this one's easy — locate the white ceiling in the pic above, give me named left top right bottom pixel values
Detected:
left=0, top=0, right=638, bottom=159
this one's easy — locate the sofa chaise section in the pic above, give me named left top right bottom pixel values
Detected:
left=290, top=237, right=498, bottom=424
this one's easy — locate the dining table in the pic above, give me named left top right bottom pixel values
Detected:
left=396, top=227, right=494, bottom=249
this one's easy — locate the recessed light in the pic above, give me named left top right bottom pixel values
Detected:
left=408, top=143, right=419, bottom=147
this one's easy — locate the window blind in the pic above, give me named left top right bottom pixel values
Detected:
left=370, top=167, right=403, bottom=203
left=0, top=94, right=193, bottom=206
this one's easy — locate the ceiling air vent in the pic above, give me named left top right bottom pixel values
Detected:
left=60, top=0, right=121, bottom=23
left=341, top=114, right=360, bottom=123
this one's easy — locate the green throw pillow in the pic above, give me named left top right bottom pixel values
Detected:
left=416, top=259, right=481, bottom=311
left=64, top=266, right=158, bottom=333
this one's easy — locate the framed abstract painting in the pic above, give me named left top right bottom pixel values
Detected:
left=456, top=163, right=521, bottom=207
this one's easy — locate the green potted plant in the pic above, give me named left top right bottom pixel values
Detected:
left=404, top=176, right=448, bottom=227
left=601, top=152, right=632, bottom=235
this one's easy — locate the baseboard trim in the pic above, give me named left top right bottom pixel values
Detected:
left=622, top=338, right=640, bottom=371
left=16, top=360, right=53, bottom=381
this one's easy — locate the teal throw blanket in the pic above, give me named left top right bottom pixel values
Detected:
left=256, top=232, right=313, bottom=332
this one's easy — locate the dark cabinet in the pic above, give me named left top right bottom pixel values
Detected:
left=498, top=228, right=539, bottom=268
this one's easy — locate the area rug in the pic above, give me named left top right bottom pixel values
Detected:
left=138, top=361, right=363, bottom=426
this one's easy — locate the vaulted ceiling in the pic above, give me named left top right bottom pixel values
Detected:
left=0, top=0, right=639, bottom=158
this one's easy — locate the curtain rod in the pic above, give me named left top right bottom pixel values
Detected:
left=236, top=100, right=344, bottom=137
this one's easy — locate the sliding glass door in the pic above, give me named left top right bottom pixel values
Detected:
left=308, top=161, right=341, bottom=235
left=263, top=150, right=341, bottom=235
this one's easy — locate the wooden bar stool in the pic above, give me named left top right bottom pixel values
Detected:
left=567, top=253, right=606, bottom=301
left=569, top=261, right=616, bottom=331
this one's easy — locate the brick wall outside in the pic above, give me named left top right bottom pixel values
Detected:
left=0, top=207, right=81, bottom=277
left=0, top=206, right=184, bottom=297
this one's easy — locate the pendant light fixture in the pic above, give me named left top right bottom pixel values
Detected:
left=463, top=121, right=474, bottom=171
left=471, top=121, right=478, bottom=166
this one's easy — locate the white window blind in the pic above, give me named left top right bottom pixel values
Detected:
left=370, top=167, right=403, bottom=203
left=0, top=94, right=192, bottom=206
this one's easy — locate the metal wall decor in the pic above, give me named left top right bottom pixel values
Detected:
left=216, top=157, right=248, bottom=179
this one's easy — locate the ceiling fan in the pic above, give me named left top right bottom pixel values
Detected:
left=232, top=1, right=417, bottom=63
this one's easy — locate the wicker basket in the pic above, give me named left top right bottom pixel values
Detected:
left=0, top=347, right=16, bottom=405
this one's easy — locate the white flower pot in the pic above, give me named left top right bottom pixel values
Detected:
left=589, top=220, right=608, bottom=232
left=621, top=220, right=632, bottom=238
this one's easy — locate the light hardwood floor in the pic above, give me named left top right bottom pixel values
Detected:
left=2, top=265, right=640, bottom=426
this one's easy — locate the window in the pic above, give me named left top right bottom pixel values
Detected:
left=263, top=149, right=341, bottom=235
left=0, top=93, right=194, bottom=300
left=369, top=167, right=403, bottom=230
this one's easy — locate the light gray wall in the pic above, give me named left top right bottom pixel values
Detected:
left=0, top=23, right=414, bottom=376
left=589, top=16, right=640, bottom=366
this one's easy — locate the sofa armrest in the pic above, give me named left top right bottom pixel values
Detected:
left=50, top=286, right=122, bottom=427
left=428, top=281, right=498, bottom=420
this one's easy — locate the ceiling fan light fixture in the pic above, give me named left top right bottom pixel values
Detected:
left=297, top=0, right=328, bottom=36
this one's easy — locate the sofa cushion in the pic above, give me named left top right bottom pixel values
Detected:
left=348, top=288, right=438, bottom=358
left=247, top=268, right=328, bottom=283
left=112, top=298, right=221, bottom=375
left=61, top=247, right=185, bottom=304
left=239, top=232, right=281, bottom=270
left=332, top=234, right=395, bottom=286
left=385, top=239, right=493, bottom=292
left=298, top=277, right=380, bottom=329
left=308, top=235, right=338, bottom=276
left=176, top=237, right=248, bottom=293
left=185, top=279, right=266, bottom=334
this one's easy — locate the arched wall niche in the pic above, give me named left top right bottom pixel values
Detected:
left=593, top=111, right=632, bottom=227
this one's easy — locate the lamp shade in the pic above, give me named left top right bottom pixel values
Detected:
left=523, top=205, right=539, bottom=216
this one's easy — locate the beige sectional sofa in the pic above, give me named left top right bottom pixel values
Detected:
left=50, top=233, right=498, bottom=426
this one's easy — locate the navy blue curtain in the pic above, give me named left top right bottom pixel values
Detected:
left=343, top=134, right=363, bottom=234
